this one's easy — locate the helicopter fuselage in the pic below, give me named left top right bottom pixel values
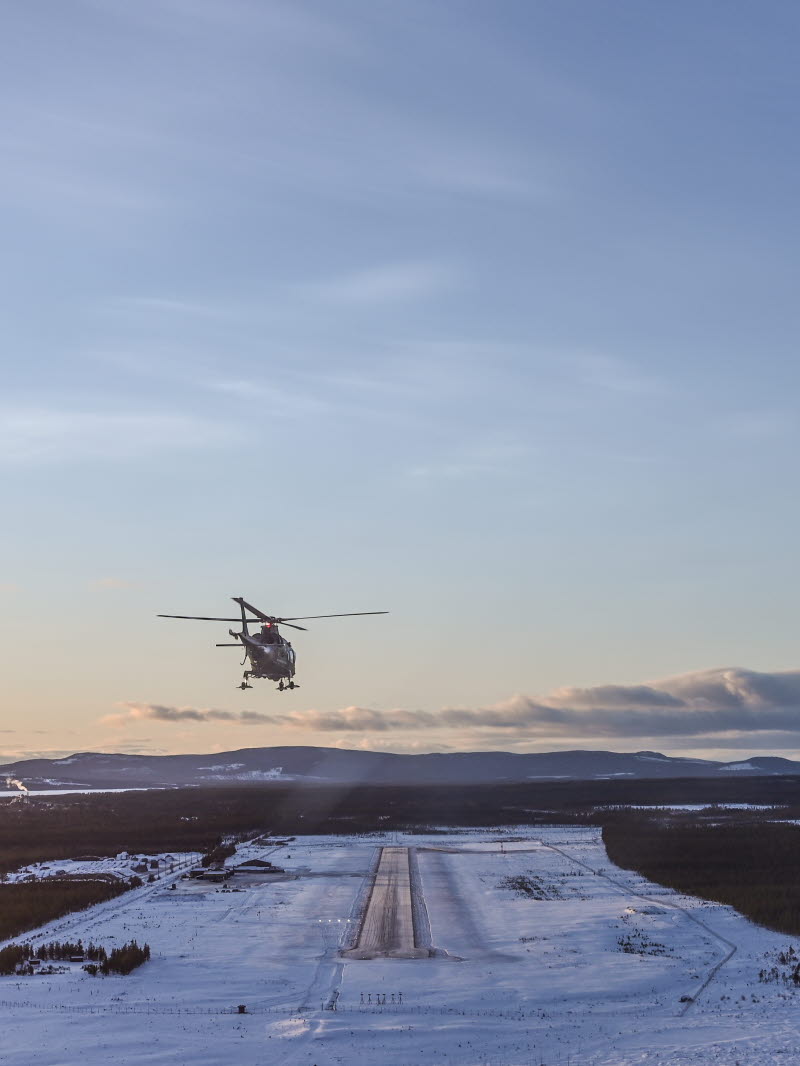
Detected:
left=240, top=633, right=296, bottom=682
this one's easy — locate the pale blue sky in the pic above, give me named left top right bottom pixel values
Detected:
left=2, top=1, right=799, bottom=760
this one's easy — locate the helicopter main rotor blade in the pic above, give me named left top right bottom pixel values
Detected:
left=157, top=614, right=265, bottom=622
left=277, top=611, right=389, bottom=621
left=158, top=613, right=308, bottom=630
left=232, top=596, right=271, bottom=621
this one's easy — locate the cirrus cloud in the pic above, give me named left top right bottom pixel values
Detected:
left=0, top=409, right=242, bottom=465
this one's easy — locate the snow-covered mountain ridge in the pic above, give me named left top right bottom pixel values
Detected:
left=2, top=746, right=800, bottom=789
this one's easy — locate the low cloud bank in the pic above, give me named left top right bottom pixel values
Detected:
left=107, top=668, right=800, bottom=743
left=105, top=704, right=277, bottom=728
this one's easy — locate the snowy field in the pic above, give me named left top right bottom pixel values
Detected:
left=2, top=828, right=800, bottom=1065
left=0, top=788, right=155, bottom=798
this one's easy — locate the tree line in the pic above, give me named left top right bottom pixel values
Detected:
left=0, top=938, right=150, bottom=976
left=84, top=941, right=150, bottom=976
left=4, top=775, right=800, bottom=879
left=603, top=815, right=800, bottom=936
left=0, top=877, right=137, bottom=941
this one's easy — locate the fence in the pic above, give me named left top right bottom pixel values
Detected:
left=0, top=998, right=552, bottom=1020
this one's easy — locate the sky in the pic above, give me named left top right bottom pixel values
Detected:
left=2, top=0, right=800, bottom=763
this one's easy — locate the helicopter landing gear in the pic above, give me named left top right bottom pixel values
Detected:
left=239, top=681, right=252, bottom=690
left=277, top=680, right=298, bottom=691
left=240, top=671, right=253, bottom=690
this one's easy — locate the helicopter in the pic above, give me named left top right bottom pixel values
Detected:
left=158, top=596, right=388, bottom=690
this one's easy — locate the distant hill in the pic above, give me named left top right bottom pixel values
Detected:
left=2, top=746, right=800, bottom=790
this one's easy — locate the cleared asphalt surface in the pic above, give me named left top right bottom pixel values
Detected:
left=345, top=847, right=431, bottom=959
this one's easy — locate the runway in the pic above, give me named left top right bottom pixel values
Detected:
left=343, top=846, right=432, bottom=959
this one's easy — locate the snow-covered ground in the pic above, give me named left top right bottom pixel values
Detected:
left=0, top=788, right=156, bottom=798
left=1, top=828, right=799, bottom=1065
left=600, top=803, right=784, bottom=811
